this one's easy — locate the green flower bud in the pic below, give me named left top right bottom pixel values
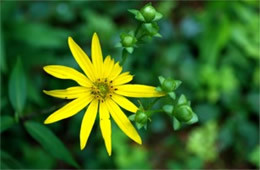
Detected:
left=174, top=105, right=193, bottom=122
left=135, top=110, right=148, bottom=124
left=141, top=4, right=156, bottom=22
left=122, top=35, right=133, bottom=47
left=162, top=78, right=176, bottom=92
left=120, top=34, right=136, bottom=47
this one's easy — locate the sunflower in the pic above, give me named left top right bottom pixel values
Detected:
left=43, top=33, right=164, bottom=156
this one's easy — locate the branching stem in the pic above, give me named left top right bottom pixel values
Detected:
left=147, top=97, right=161, bottom=110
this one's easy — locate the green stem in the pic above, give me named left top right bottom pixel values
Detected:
left=120, top=49, right=128, bottom=66
left=146, top=109, right=164, bottom=117
left=147, top=97, right=161, bottom=110
left=119, top=24, right=143, bottom=65
left=134, top=23, right=142, bottom=36
left=137, top=33, right=147, bottom=41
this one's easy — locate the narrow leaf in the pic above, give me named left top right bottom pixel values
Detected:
left=0, top=150, right=22, bottom=169
left=24, top=121, right=79, bottom=168
left=8, top=58, right=27, bottom=114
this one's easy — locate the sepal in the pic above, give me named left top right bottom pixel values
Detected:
left=173, top=117, right=181, bottom=130
left=185, top=113, right=199, bottom=125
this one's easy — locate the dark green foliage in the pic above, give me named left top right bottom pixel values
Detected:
left=8, top=58, right=27, bottom=115
left=24, top=121, right=79, bottom=168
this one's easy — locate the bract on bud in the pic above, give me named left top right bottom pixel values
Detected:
left=142, top=23, right=160, bottom=37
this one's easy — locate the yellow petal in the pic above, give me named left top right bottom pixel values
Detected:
left=102, top=56, right=114, bottom=79
left=99, top=102, right=112, bottom=156
left=105, top=99, right=142, bottom=144
left=68, top=37, right=96, bottom=81
left=43, top=86, right=90, bottom=99
left=115, top=84, right=165, bottom=98
left=44, top=94, right=93, bottom=124
left=112, top=94, right=138, bottom=113
left=91, top=33, right=103, bottom=78
left=43, top=65, right=92, bottom=87
left=80, top=99, right=99, bottom=150
left=112, top=72, right=133, bottom=86
left=108, top=62, right=122, bottom=80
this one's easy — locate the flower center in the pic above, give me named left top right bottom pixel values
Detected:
left=91, top=79, right=118, bottom=101
left=96, top=82, right=109, bottom=98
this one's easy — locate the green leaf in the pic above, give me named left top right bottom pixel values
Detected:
left=0, top=97, right=8, bottom=111
left=0, top=26, right=7, bottom=73
left=24, top=121, right=79, bottom=168
left=22, top=145, right=55, bottom=169
left=0, top=115, right=15, bottom=133
left=11, top=22, right=70, bottom=49
left=8, top=58, right=27, bottom=114
left=0, top=150, right=22, bottom=169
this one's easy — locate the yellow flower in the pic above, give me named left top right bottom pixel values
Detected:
left=43, top=33, right=164, bottom=156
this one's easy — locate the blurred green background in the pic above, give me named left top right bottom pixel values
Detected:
left=1, top=1, right=259, bottom=169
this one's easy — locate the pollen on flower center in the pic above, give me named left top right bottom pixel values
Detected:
left=91, top=78, right=117, bottom=101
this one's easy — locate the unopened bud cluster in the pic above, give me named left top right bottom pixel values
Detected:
left=158, top=76, right=198, bottom=130
left=118, top=3, right=163, bottom=55
left=129, top=76, right=198, bottom=131
left=129, top=103, right=151, bottom=129
left=130, top=3, right=163, bottom=23
left=123, top=4, right=198, bottom=131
